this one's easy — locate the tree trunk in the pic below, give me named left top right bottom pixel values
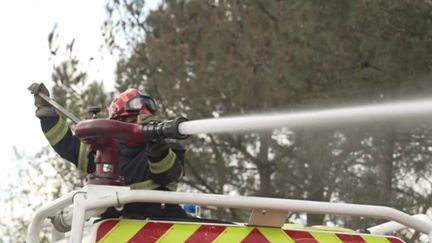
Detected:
left=377, top=129, right=395, bottom=206
left=306, top=186, right=326, bottom=226
left=257, top=132, right=273, bottom=196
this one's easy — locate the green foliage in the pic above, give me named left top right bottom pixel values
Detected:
left=0, top=147, right=84, bottom=242
left=48, top=25, right=112, bottom=120
left=7, top=0, right=432, bottom=242
left=1, top=25, right=112, bottom=241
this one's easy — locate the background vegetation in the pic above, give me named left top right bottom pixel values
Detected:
left=3, top=1, right=432, bottom=242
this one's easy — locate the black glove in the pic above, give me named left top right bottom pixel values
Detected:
left=146, top=139, right=170, bottom=162
left=28, top=82, right=51, bottom=108
left=28, top=82, right=56, bottom=117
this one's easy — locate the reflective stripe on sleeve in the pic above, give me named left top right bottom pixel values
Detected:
left=129, top=179, right=161, bottom=190
left=166, top=182, right=178, bottom=191
left=77, top=143, right=89, bottom=173
left=44, top=116, right=68, bottom=146
left=129, top=180, right=178, bottom=191
left=149, top=149, right=176, bottom=174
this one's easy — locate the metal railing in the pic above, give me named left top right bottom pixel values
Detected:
left=27, top=185, right=432, bottom=243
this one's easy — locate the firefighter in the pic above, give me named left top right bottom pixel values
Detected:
left=28, top=83, right=188, bottom=219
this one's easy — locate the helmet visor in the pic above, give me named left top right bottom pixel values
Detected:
left=125, top=95, right=158, bottom=114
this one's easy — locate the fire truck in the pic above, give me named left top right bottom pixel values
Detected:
left=26, top=94, right=432, bottom=242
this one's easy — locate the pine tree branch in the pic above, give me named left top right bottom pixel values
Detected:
left=183, top=158, right=218, bottom=194
left=253, top=0, right=278, bottom=22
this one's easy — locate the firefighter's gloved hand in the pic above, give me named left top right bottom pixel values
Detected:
left=28, top=82, right=51, bottom=108
left=28, top=82, right=57, bottom=117
left=146, top=139, right=170, bottom=162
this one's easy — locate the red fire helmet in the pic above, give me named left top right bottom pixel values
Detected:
left=108, top=88, right=158, bottom=119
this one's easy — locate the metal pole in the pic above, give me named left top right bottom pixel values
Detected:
left=82, top=190, right=432, bottom=235
left=69, top=192, right=87, bottom=243
left=26, top=191, right=76, bottom=243
left=37, top=93, right=81, bottom=124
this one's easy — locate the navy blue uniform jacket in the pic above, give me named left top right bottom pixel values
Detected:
left=39, top=114, right=187, bottom=219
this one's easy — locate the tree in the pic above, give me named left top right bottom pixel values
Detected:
left=1, top=27, right=112, bottom=241
left=106, top=1, right=432, bottom=238
left=0, top=147, right=84, bottom=242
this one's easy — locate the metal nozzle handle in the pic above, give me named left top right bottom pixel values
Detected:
left=37, top=93, right=81, bottom=124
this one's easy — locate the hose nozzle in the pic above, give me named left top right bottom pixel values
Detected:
left=142, top=117, right=189, bottom=141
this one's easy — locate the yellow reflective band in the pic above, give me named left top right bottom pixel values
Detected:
left=98, top=220, right=146, bottom=243
left=157, top=223, right=200, bottom=243
left=310, top=231, right=343, bottom=243
left=310, top=225, right=355, bottom=233
left=165, top=182, right=178, bottom=191
left=213, top=226, right=253, bottom=243
left=129, top=179, right=161, bottom=190
left=130, top=181, right=177, bottom=191
left=77, top=143, right=89, bottom=173
left=258, top=227, right=295, bottom=243
left=45, top=116, right=69, bottom=146
left=149, top=149, right=176, bottom=174
left=362, top=235, right=392, bottom=243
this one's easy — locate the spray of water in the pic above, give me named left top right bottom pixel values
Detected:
left=178, top=98, right=432, bottom=135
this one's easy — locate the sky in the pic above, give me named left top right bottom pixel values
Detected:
left=0, top=0, right=159, bottom=189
